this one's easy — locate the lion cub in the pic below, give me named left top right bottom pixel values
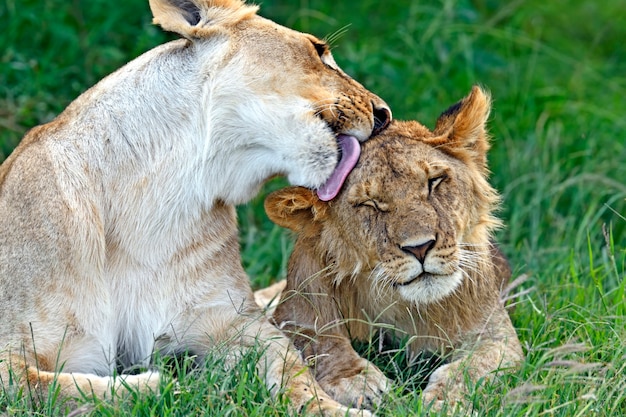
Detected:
left=260, top=87, right=523, bottom=410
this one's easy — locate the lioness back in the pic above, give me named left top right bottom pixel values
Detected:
left=261, top=87, right=523, bottom=410
left=0, top=0, right=390, bottom=415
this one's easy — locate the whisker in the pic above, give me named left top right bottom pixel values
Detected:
left=311, top=99, right=341, bottom=109
left=369, top=263, right=395, bottom=301
left=313, top=104, right=337, bottom=118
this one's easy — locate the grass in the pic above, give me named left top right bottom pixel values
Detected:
left=1, top=0, right=625, bottom=415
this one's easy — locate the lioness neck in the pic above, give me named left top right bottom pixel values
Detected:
left=21, top=39, right=255, bottom=265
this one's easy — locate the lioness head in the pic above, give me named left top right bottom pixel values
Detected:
left=265, top=87, right=500, bottom=304
left=150, top=0, right=391, bottom=201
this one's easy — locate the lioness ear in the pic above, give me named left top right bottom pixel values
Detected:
left=430, top=86, right=492, bottom=170
left=149, top=0, right=259, bottom=39
left=264, top=187, right=328, bottom=232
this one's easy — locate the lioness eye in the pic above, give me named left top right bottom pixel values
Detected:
left=428, top=175, right=447, bottom=195
left=310, top=40, right=338, bottom=69
left=312, top=41, right=328, bottom=58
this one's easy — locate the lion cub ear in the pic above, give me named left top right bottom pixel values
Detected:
left=430, top=86, right=492, bottom=171
left=264, top=187, right=328, bottom=232
left=149, top=0, right=259, bottom=39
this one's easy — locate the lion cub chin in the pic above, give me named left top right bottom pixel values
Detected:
left=0, top=0, right=390, bottom=415
left=256, top=87, right=524, bottom=411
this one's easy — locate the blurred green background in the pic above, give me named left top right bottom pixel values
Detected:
left=1, top=0, right=624, bottom=415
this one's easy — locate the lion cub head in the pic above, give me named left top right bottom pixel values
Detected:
left=261, top=87, right=522, bottom=409
left=266, top=87, right=499, bottom=305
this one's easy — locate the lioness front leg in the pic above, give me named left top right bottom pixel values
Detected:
left=0, top=348, right=159, bottom=406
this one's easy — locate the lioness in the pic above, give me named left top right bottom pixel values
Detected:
left=0, top=0, right=391, bottom=414
left=260, top=87, right=523, bottom=410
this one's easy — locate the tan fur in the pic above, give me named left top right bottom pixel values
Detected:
left=0, top=0, right=392, bottom=415
left=258, top=87, right=523, bottom=410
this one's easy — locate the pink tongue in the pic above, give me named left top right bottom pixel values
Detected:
left=317, top=134, right=361, bottom=201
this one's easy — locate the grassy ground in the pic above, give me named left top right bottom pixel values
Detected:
left=1, top=0, right=625, bottom=416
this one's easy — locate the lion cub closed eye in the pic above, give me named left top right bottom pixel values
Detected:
left=258, top=87, right=523, bottom=410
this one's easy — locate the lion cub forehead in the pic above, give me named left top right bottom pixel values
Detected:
left=345, top=141, right=449, bottom=206
left=359, top=135, right=449, bottom=178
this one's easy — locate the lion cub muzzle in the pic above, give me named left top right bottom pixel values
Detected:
left=400, top=236, right=437, bottom=265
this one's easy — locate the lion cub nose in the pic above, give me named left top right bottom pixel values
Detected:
left=401, top=238, right=436, bottom=264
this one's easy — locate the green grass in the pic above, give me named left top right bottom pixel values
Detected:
left=1, top=0, right=625, bottom=415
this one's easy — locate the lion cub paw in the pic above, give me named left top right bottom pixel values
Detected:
left=322, top=360, right=390, bottom=410
left=421, top=363, right=467, bottom=411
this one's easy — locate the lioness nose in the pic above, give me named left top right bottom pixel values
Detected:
left=372, top=102, right=392, bottom=136
left=402, top=238, right=436, bottom=264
